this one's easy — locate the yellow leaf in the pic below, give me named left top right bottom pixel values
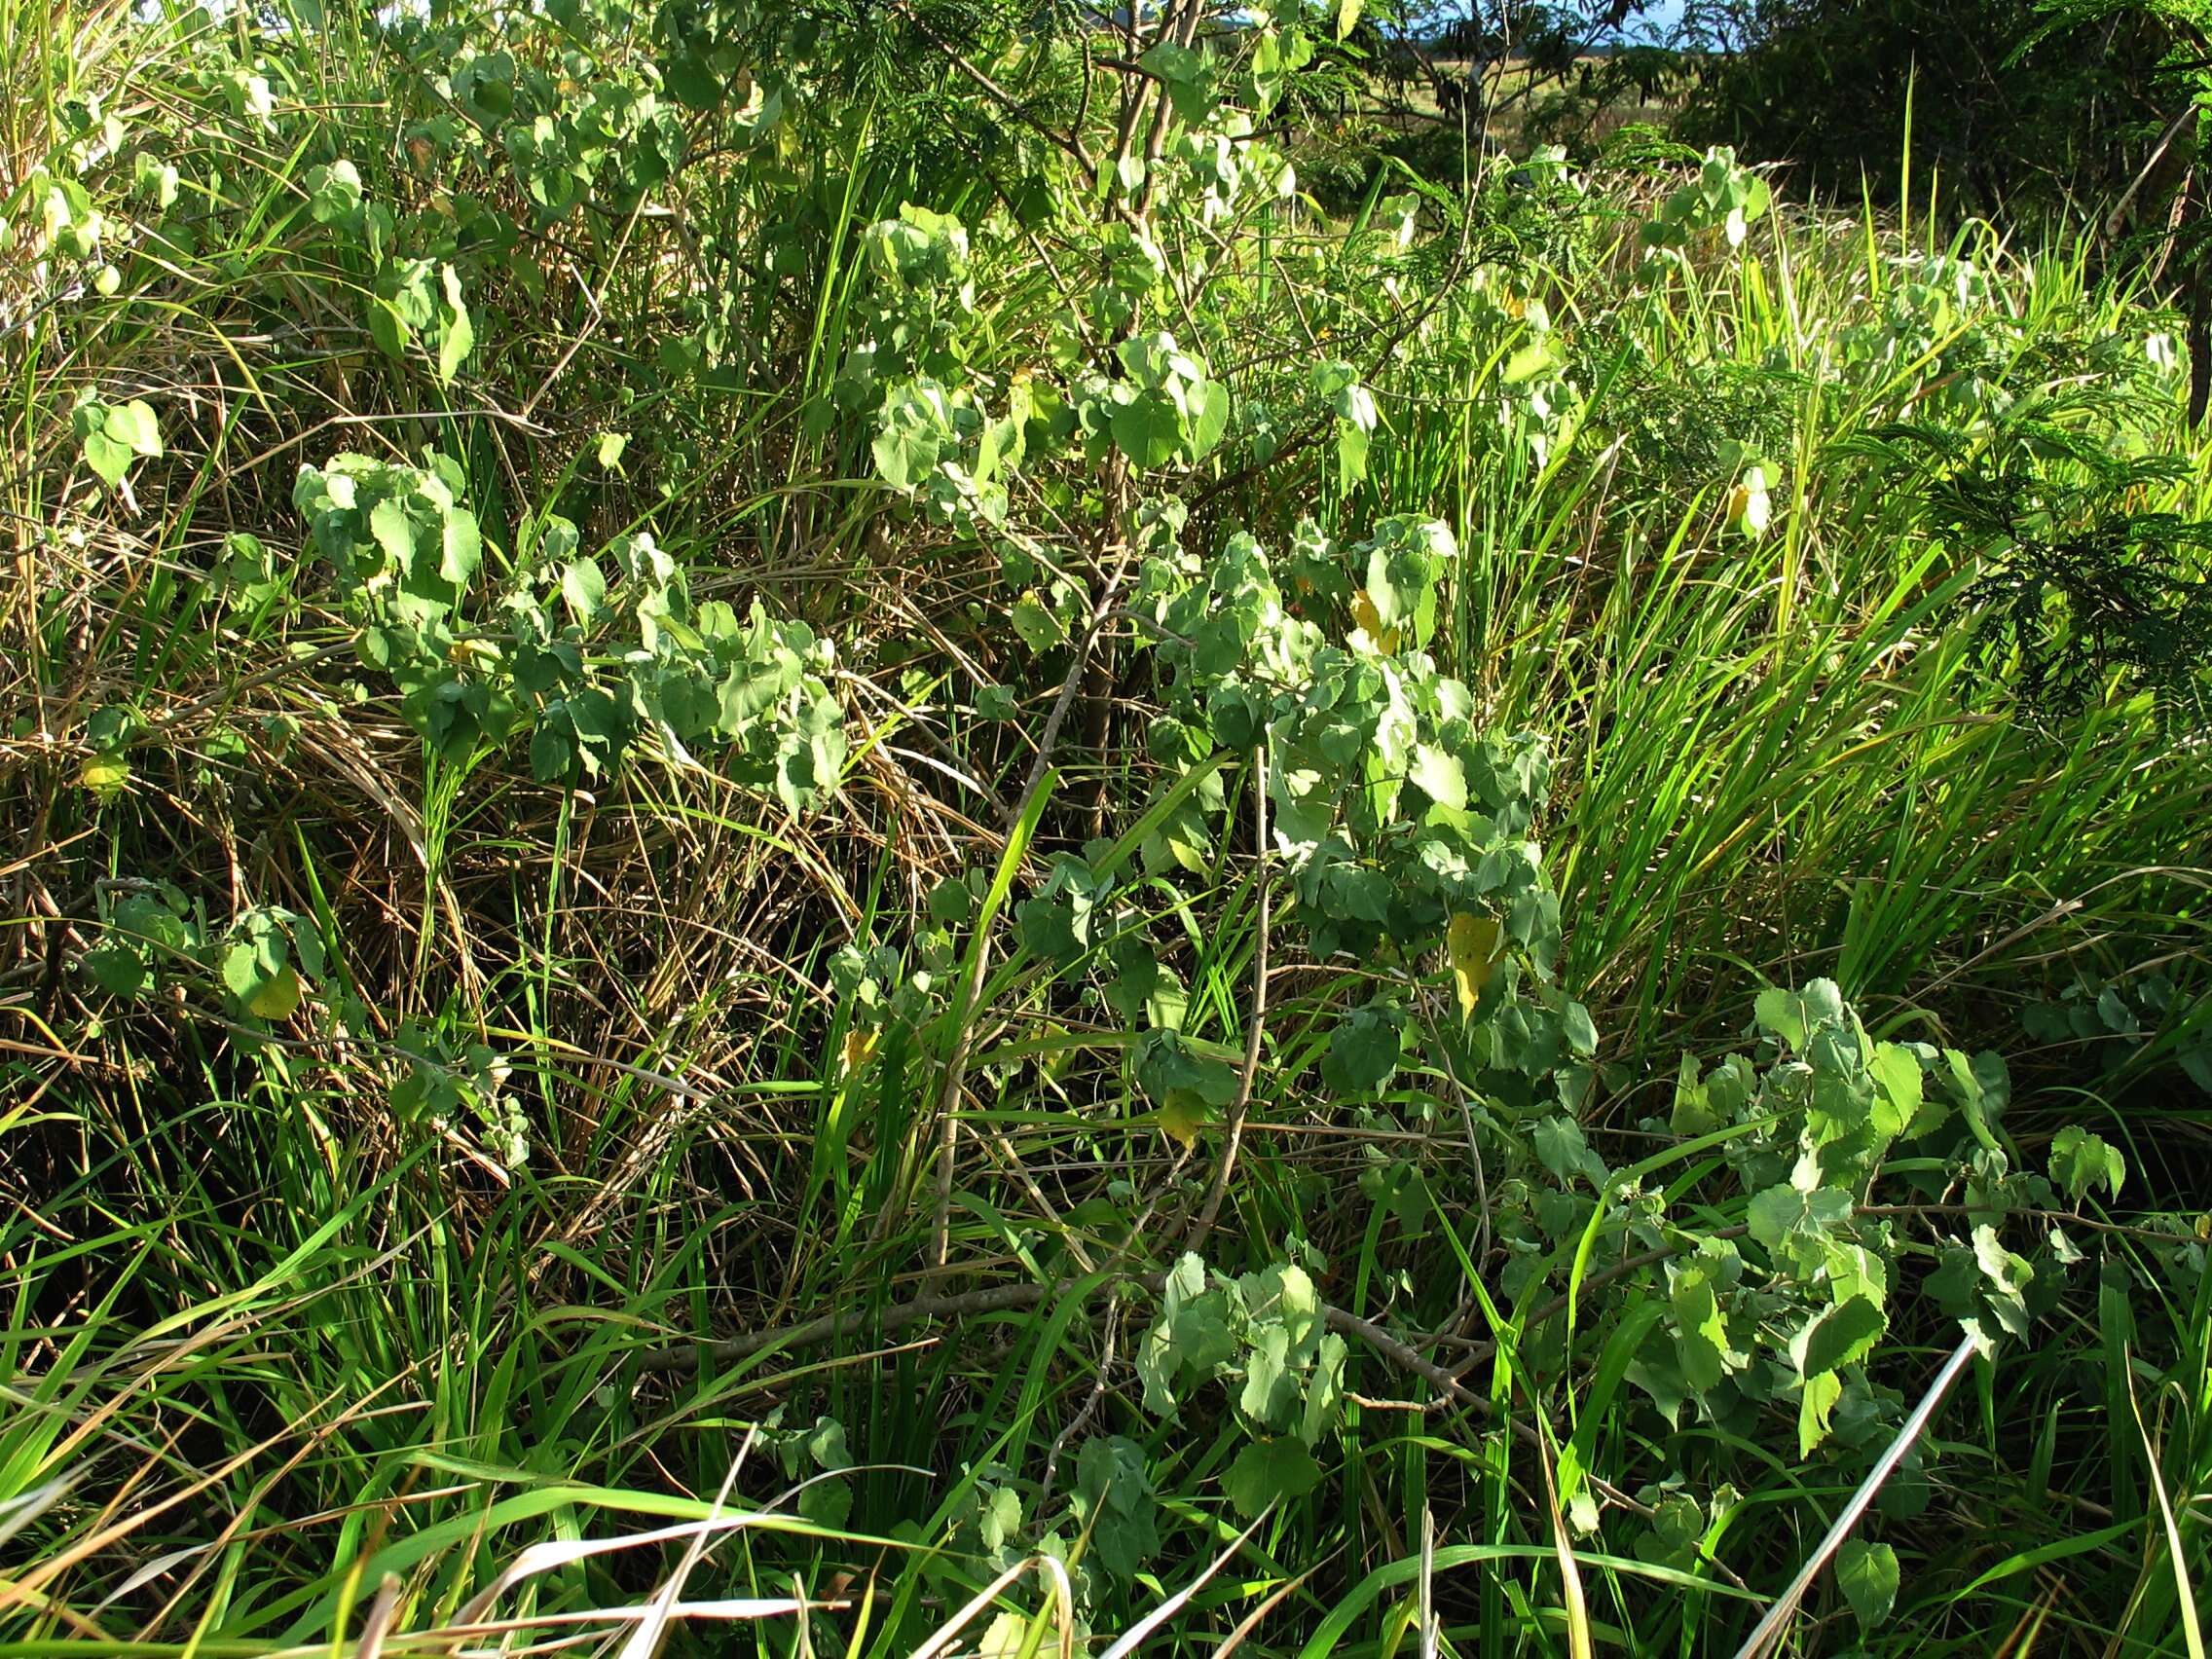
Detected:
left=1447, top=911, right=1502, bottom=1021
left=1156, top=1088, right=1210, bottom=1151
left=1350, top=589, right=1399, bottom=654
left=78, top=753, right=130, bottom=797
left=1727, top=473, right=1772, bottom=539
left=977, top=1611, right=1030, bottom=1659
left=840, top=1024, right=879, bottom=1075
left=245, top=963, right=301, bottom=1020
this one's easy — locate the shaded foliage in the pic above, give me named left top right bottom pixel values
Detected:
left=1677, top=0, right=2177, bottom=215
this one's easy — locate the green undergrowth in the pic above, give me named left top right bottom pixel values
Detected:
left=2, top=2, right=2207, bottom=1658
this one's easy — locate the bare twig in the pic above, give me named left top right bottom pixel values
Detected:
left=1038, top=1298, right=1122, bottom=1509
left=891, top=0, right=1106, bottom=198
left=232, top=408, right=555, bottom=475
left=633, top=1278, right=1086, bottom=1375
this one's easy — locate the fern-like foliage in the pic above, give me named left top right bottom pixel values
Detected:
left=1930, top=445, right=2212, bottom=728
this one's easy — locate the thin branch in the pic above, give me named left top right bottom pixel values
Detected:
left=634, top=1279, right=1077, bottom=1374
left=1038, top=1298, right=1122, bottom=1508
left=892, top=0, right=1110, bottom=203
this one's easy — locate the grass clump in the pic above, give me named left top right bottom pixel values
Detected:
left=2, top=2, right=2207, bottom=1657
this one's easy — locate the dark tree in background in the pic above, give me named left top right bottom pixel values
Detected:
left=1676, top=0, right=2209, bottom=421
left=1674, top=0, right=2175, bottom=214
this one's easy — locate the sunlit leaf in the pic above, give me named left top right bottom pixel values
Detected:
left=1447, top=910, right=1502, bottom=1019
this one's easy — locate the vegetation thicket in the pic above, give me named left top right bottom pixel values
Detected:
left=2, top=1, right=2207, bottom=1657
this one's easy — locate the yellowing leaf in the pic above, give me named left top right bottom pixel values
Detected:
left=1011, top=589, right=1065, bottom=653
left=1447, top=911, right=1502, bottom=1020
left=976, top=1611, right=1030, bottom=1659
left=1162, top=827, right=1210, bottom=875
left=78, top=753, right=130, bottom=797
left=245, top=963, right=301, bottom=1020
left=1349, top=589, right=1398, bottom=653
left=1156, top=1088, right=1211, bottom=1150
left=1727, top=466, right=1773, bottom=539
left=840, top=1025, right=879, bottom=1075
